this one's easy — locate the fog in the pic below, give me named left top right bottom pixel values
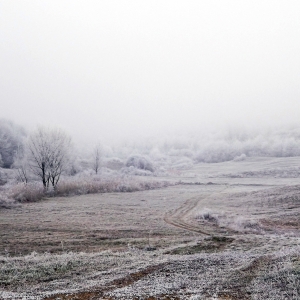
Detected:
left=1, top=1, right=300, bottom=144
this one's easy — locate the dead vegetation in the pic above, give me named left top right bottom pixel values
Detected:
left=1, top=177, right=172, bottom=205
left=164, top=236, right=234, bottom=255
left=1, top=157, right=300, bottom=299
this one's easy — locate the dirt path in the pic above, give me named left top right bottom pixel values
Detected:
left=43, top=263, right=167, bottom=300
left=164, top=196, right=211, bottom=235
left=215, top=255, right=273, bottom=300
left=163, top=186, right=231, bottom=235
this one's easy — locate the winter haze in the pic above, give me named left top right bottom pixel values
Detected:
left=3, top=2, right=300, bottom=299
left=1, top=1, right=300, bottom=143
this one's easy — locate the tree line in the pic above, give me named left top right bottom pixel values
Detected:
left=0, top=119, right=102, bottom=191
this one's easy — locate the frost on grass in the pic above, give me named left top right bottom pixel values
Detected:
left=104, top=251, right=254, bottom=299
left=194, top=208, right=262, bottom=234
left=221, top=166, right=300, bottom=178
left=104, top=247, right=300, bottom=300
left=0, top=249, right=168, bottom=298
left=250, top=247, right=300, bottom=299
left=8, top=176, right=172, bottom=203
left=1, top=247, right=300, bottom=300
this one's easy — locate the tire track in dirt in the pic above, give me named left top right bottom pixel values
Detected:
left=163, top=187, right=231, bottom=235
left=216, top=255, right=273, bottom=300
left=43, top=263, right=167, bottom=300
left=164, top=196, right=211, bottom=235
left=43, top=188, right=226, bottom=299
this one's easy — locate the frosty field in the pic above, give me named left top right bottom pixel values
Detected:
left=1, top=157, right=300, bottom=299
left=2, top=1, right=300, bottom=298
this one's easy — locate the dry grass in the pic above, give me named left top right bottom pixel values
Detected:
left=7, top=176, right=172, bottom=204
left=0, top=185, right=199, bottom=256
left=1, top=243, right=300, bottom=299
left=1, top=157, right=300, bottom=299
left=55, top=176, right=171, bottom=196
left=9, top=182, right=44, bottom=203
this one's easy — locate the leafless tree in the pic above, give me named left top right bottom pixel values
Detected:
left=27, top=127, right=72, bottom=190
left=16, top=166, right=28, bottom=184
left=13, top=144, right=28, bottom=184
left=92, top=144, right=102, bottom=174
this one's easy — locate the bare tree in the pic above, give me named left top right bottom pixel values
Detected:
left=16, top=165, right=28, bottom=184
left=92, top=144, right=102, bottom=174
left=27, top=127, right=72, bottom=190
left=14, top=158, right=28, bottom=184
left=13, top=143, right=28, bottom=184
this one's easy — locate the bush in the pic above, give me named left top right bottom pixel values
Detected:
left=55, top=176, right=170, bottom=196
left=5, top=175, right=172, bottom=203
left=195, top=208, right=218, bottom=222
left=121, top=166, right=154, bottom=176
left=10, top=182, right=45, bottom=202
left=126, top=155, right=154, bottom=172
left=104, top=157, right=125, bottom=170
left=229, top=216, right=262, bottom=233
left=0, top=193, right=18, bottom=209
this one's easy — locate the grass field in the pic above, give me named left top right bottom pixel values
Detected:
left=1, top=157, right=300, bottom=299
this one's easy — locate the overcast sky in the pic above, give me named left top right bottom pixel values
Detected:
left=1, top=1, right=300, bottom=142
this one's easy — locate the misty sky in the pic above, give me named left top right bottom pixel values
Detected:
left=1, top=1, right=300, bottom=142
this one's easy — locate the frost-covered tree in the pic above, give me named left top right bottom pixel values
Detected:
left=92, top=144, right=102, bottom=174
left=27, top=127, right=72, bottom=190
left=0, top=119, right=26, bottom=168
left=13, top=144, right=28, bottom=183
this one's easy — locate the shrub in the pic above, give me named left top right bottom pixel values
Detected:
left=195, top=208, right=218, bottom=222
left=126, top=155, right=154, bottom=172
left=6, top=176, right=172, bottom=203
left=121, top=166, right=154, bottom=176
left=229, top=216, right=262, bottom=233
left=55, top=177, right=170, bottom=196
left=10, top=182, right=45, bottom=202
left=0, top=193, right=18, bottom=209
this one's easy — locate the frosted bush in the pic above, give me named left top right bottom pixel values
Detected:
left=104, top=157, right=124, bottom=170
left=228, top=216, right=262, bottom=233
left=195, top=208, right=219, bottom=222
left=126, top=155, right=154, bottom=172
left=0, top=192, right=18, bottom=209
left=10, top=182, right=44, bottom=202
left=114, top=125, right=300, bottom=164
left=121, top=166, right=153, bottom=176
left=55, top=176, right=170, bottom=196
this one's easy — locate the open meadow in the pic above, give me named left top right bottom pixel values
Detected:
left=1, top=157, right=300, bottom=299
left=2, top=1, right=300, bottom=299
